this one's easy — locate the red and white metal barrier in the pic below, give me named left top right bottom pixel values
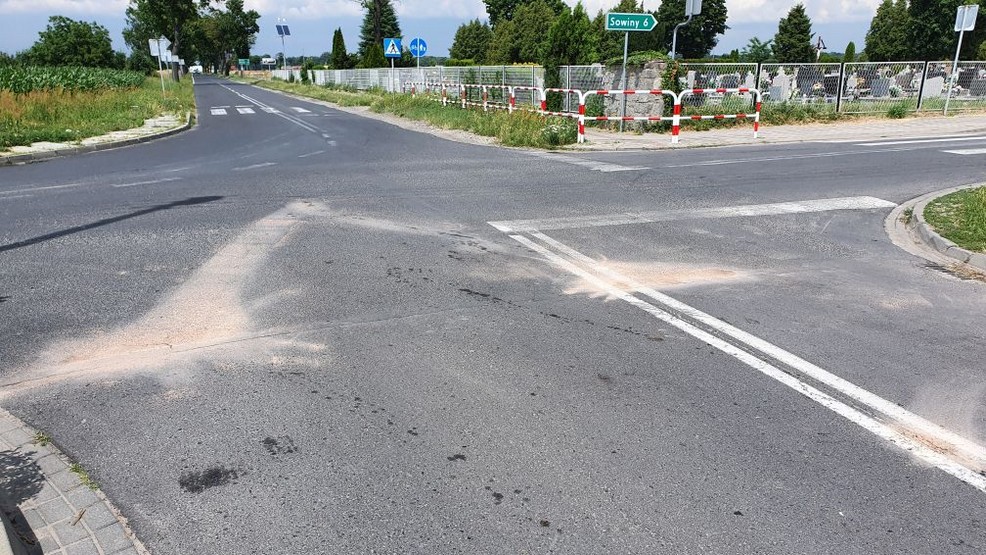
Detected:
left=537, top=88, right=583, bottom=119
left=577, top=89, right=680, bottom=144
left=679, top=87, right=763, bottom=139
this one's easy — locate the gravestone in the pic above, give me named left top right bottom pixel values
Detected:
left=921, top=76, right=945, bottom=100
left=870, top=78, right=892, bottom=97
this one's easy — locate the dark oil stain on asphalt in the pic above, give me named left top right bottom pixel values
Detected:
left=447, top=454, right=467, bottom=462
left=0, top=295, right=9, bottom=303
left=179, top=465, right=242, bottom=494
left=262, top=436, right=298, bottom=456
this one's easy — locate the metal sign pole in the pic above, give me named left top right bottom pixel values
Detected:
left=620, top=32, right=629, bottom=132
left=944, top=26, right=966, bottom=116
left=156, top=38, right=165, bottom=95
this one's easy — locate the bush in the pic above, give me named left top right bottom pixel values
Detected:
left=887, top=103, right=908, bottom=119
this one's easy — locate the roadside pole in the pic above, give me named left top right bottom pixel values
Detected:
left=604, top=12, right=657, bottom=134
left=944, top=4, right=979, bottom=116
left=620, top=32, right=628, bottom=132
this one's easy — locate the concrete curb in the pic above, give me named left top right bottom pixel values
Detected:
left=0, top=408, right=150, bottom=555
left=887, top=184, right=986, bottom=272
left=0, top=111, right=194, bottom=167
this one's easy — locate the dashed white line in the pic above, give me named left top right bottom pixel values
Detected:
left=289, top=107, right=311, bottom=113
left=111, top=177, right=182, bottom=188
left=236, top=107, right=256, bottom=115
left=942, top=148, right=986, bottom=155
left=233, top=162, right=278, bottom=171
left=298, top=150, right=325, bottom=158
left=210, top=108, right=227, bottom=116
left=856, top=135, right=986, bottom=146
left=0, top=183, right=83, bottom=196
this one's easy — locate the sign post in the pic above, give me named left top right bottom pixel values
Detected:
left=276, top=20, right=290, bottom=71
left=672, top=0, right=702, bottom=60
left=149, top=36, right=170, bottom=94
left=409, top=38, right=427, bottom=86
left=606, top=12, right=658, bottom=131
left=384, top=38, right=402, bottom=92
left=945, top=4, right=979, bottom=115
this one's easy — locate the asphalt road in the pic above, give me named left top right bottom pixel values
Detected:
left=2, top=74, right=985, bottom=554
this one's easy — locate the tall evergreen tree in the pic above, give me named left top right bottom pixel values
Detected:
left=865, top=0, right=910, bottom=61
left=843, top=41, right=856, bottom=63
left=542, top=2, right=597, bottom=108
left=772, top=3, right=815, bottom=63
left=358, top=0, right=402, bottom=58
left=512, top=0, right=558, bottom=63
left=484, top=0, right=565, bottom=28
left=485, top=19, right=519, bottom=63
left=331, top=28, right=352, bottom=69
left=449, top=19, right=493, bottom=62
left=655, top=0, right=728, bottom=59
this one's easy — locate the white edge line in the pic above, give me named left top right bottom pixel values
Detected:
left=942, top=148, right=986, bottom=155
left=532, top=229, right=986, bottom=467
left=233, top=162, right=278, bottom=172
left=111, top=177, right=182, bottom=188
left=510, top=232, right=986, bottom=493
left=0, top=183, right=83, bottom=196
left=857, top=136, right=986, bottom=146
left=298, top=150, right=326, bottom=159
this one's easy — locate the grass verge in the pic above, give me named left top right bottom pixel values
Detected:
left=236, top=77, right=578, bottom=148
left=924, top=186, right=986, bottom=252
left=0, top=75, right=194, bottom=150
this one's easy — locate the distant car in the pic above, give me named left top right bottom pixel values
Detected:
left=189, top=65, right=203, bottom=74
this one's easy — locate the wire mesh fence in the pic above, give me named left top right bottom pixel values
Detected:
left=280, top=61, right=986, bottom=118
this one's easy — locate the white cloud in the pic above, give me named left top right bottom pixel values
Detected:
left=725, top=0, right=882, bottom=24
left=0, top=0, right=128, bottom=15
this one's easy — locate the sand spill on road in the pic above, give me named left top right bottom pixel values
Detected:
left=562, top=259, right=752, bottom=300
left=1, top=201, right=327, bottom=394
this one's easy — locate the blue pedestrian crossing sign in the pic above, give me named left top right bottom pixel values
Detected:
left=383, top=38, right=402, bottom=58
left=409, top=38, right=427, bottom=58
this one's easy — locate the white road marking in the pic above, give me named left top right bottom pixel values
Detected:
left=290, top=107, right=311, bottom=113
left=210, top=108, right=227, bottom=116
left=298, top=150, right=325, bottom=158
left=942, top=148, right=986, bottom=155
left=0, top=183, right=82, bottom=196
left=220, top=85, right=321, bottom=134
left=856, top=135, right=986, bottom=146
left=526, top=151, right=647, bottom=172
left=504, top=230, right=986, bottom=493
left=819, top=134, right=984, bottom=144
left=233, top=162, right=277, bottom=171
left=236, top=107, right=256, bottom=115
left=111, top=177, right=182, bottom=188
left=0, top=194, right=33, bottom=201
left=489, top=196, right=897, bottom=233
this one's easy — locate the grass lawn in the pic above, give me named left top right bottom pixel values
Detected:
left=924, top=186, right=986, bottom=252
left=0, top=76, right=194, bottom=150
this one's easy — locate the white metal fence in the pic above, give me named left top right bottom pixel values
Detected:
left=273, top=60, right=986, bottom=114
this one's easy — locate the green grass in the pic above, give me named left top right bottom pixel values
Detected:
left=241, top=78, right=577, bottom=148
left=924, top=186, right=986, bottom=252
left=32, top=431, right=52, bottom=447
left=1, top=75, right=194, bottom=149
left=69, top=462, right=99, bottom=490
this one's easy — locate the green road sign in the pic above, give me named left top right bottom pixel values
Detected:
left=239, top=58, right=249, bottom=66
left=605, top=12, right=657, bottom=32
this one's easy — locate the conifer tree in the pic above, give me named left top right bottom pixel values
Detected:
left=772, top=3, right=815, bottom=63
left=358, top=0, right=401, bottom=59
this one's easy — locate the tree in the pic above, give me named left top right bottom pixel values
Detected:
left=843, top=41, right=856, bottom=63
left=908, top=0, right=986, bottom=61
left=864, top=0, right=910, bottom=61
left=359, top=43, right=387, bottom=68
left=772, top=3, right=815, bottom=63
left=450, top=19, right=493, bottom=62
left=740, top=37, right=773, bottom=63
left=358, top=0, right=402, bottom=58
left=485, top=19, right=519, bottom=63
left=125, top=0, right=201, bottom=80
left=656, top=0, right=728, bottom=59
left=542, top=3, right=597, bottom=108
left=512, top=0, right=559, bottom=62
left=331, top=29, right=351, bottom=69
left=191, top=0, right=260, bottom=75
left=484, top=0, right=565, bottom=28
left=26, top=16, right=117, bottom=67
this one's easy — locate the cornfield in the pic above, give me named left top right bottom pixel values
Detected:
left=0, top=66, right=146, bottom=94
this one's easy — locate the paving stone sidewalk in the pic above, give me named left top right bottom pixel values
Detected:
left=576, top=112, right=986, bottom=150
left=0, top=408, right=148, bottom=555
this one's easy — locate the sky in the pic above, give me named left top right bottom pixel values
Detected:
left=0, top=0, right=884, bottom=59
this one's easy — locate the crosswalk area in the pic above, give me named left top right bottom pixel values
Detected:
left=207, top=105, right=319, bottom=117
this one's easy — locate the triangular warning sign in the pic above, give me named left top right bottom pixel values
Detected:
left=385, top=40, right=400, bottom=56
